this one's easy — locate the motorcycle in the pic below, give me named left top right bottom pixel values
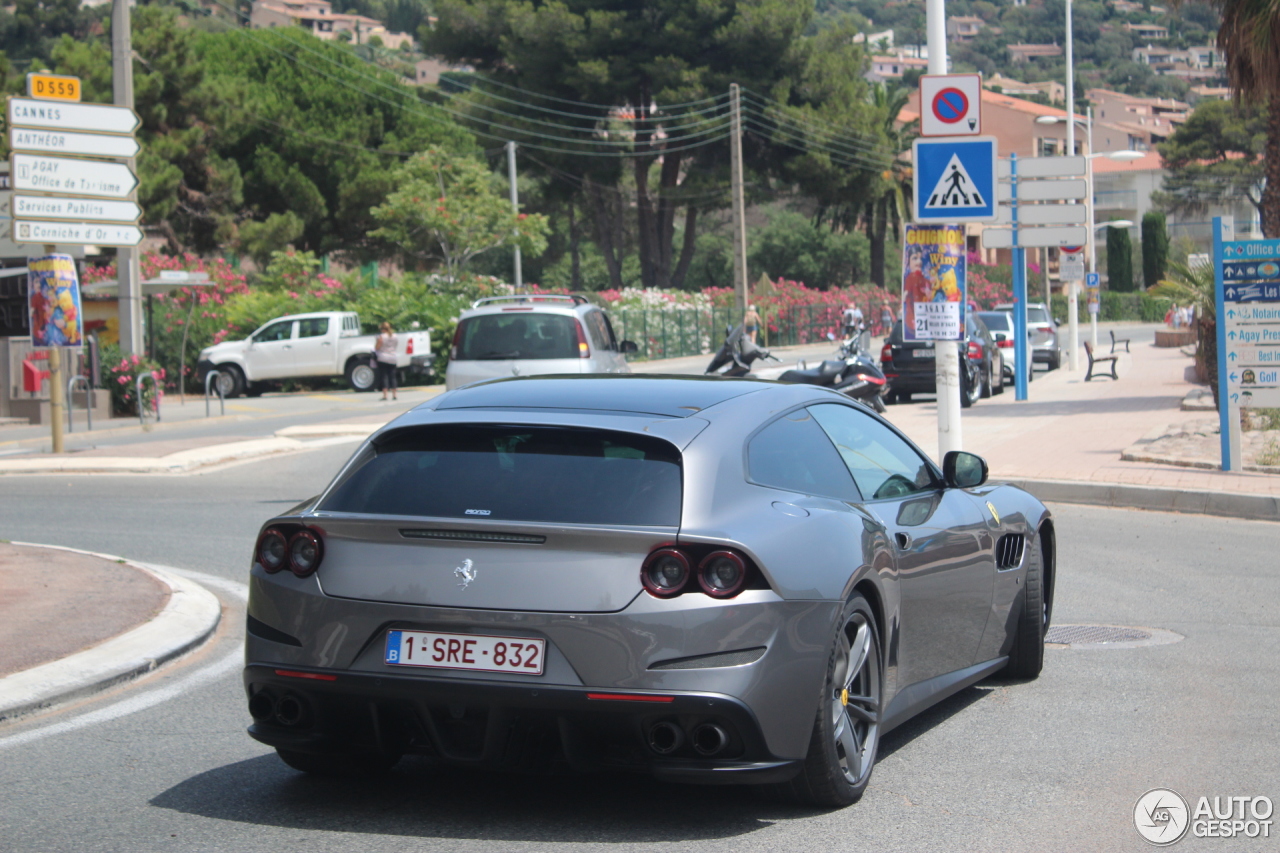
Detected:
left=775, top=329, right=889, bottom=413
left=705, top=324, right=779, bottom=377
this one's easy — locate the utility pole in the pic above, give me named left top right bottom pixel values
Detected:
left=1064, top=0, right=1081, bottom=372
left=112, top=0, right=142, bottom=355
left=506, top=141, right=523, bottom=292
left=926, top=0, right=963, bottom=455
left=729, top=83, right=748, bottom=313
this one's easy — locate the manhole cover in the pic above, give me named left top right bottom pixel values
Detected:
left=1045, top=624, right=1183, bottom=649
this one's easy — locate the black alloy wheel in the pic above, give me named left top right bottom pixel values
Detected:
left=773, top=593, right=882, bottom=807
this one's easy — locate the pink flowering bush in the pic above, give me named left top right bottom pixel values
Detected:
left=99, top=345, right=165, bottom=415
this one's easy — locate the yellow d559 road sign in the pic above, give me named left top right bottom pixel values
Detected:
left=26, top=73, right=81, bottom=102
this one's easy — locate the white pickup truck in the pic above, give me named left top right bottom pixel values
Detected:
left=197, top=311, right=431, bottom=397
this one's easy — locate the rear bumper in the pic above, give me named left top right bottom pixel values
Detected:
left=243, top=664, right=803, bottom=783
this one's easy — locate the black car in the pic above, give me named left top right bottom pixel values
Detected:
left=880, top=316, right=1004, bottom=406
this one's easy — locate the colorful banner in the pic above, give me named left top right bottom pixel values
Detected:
left=902, top=224, right=967, bottom=341
left=27, top=253, right=83, bottom=347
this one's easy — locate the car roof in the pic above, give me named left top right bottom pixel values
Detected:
left=461, top=295, right=597, bottom=318
left=433, top=374, right=773, bottom=418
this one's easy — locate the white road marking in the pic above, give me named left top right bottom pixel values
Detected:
left=0, top=564, right=248, bottom=751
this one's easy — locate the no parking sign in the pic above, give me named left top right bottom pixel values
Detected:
left=920, top=74, right=983, bottom=137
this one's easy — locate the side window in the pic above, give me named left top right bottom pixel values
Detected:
left=297, top=318, right=329, bottom=338
left=600, top=312, right=621, bottom=349
left=747, top=409, right=860, bottom=501
left=809, top=403, right=937, bottom=500
left=585, top=311, right=614, bottom=351
left=253, top=321, right=294, bottom=343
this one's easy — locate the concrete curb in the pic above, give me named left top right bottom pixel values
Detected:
left=1008, top=477, right=1280, bottom=523
left=0, top=433, right=364, bottom=476
left=0, top=544, right=223, bottom=723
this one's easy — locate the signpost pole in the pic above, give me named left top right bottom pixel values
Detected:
left=926, top=0, right=962, bottom=456
left=1086, top=106, right=1100, bottom=350
left=41, top=244, right=65, bottom=454
left=1214, top=217, right=1241, bottom=471
left=113, top=0, right=143, bottom=356
left=1011, top=154, right=1029, bottom=401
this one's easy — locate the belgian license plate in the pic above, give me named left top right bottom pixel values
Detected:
left=912, top=349, right=935, bottom=358
left=385, top=630, right=545, bottom=675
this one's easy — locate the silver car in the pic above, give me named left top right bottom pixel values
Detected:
left=243, top=375, right=1055, bottom=807
left=993, top=302, right=1061, bottom=370
left=445, top=294, right=636, bottom=389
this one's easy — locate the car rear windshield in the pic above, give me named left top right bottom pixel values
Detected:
left=455, top=313, right=580, bottom=360
left=977, top=313, right=1012, bottom=332
left=1026, top=307, right=1051, bottom=324
left=321, top=426, right=682, bottom=526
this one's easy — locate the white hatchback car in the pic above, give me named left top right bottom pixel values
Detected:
left=445, top=295, right=637, bottom=390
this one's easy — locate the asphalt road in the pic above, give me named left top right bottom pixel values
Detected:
left=1, top=447, right=1277, bottom=852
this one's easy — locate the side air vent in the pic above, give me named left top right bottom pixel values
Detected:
left=400, top=529, right=547, bottom=545
left=649, top=647, right=767, bottom=670
left=996, top=534, right=1026, bottom=570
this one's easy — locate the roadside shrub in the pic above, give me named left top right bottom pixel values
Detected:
left=99, top=343, right=164, bottom=416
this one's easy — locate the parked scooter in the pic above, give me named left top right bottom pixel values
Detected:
left=776, top=331, right=889, bottom=413
left=706, top=324, right=779, bottom=377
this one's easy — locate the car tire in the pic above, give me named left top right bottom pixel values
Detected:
left=214, top=364, right=244, bottom=399
left=897, top=391, right=911, bottom=404
left=870, top=393, right=887, bottom=414
left=1004, top=533, right=1048, bottom=680
left=345, top=358, right=377, bottom=393
left=961, top=367, right=981, bottom=408
left=994, top=364, right=1006, bottom=395
left=771, top=593, right=882, bottom=808
left=1048, top=350, right=1061, bottom=371
left=276, top=748, right=401, bottom=776
left=980, top=364, right=994, bottom=399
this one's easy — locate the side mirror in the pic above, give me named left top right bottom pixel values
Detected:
left=943, top=450, right=988, bottom=489
left=619, top=340, right=638, bottom=354
left=993, top=332, right=1007, bottom=343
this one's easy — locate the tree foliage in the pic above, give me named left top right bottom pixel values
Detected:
left=1107, top=227, right=1135, bottom=293
left=1154, top=100, right=1265, bottom=226
left=371, top=148, right=550, bottom=282
left=1141, top=210, right=1169, bottom=289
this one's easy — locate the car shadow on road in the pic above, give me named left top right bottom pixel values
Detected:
left=150, top=685, right=1002, bottom=840
left=151, top=754, right=800, bottom=842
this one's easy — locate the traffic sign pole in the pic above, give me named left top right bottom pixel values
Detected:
left=1011, top=154, right=1029, bottom=401
left=113, top=0, right=143, bottom=357
left=925, top=0, right=962, bottom=457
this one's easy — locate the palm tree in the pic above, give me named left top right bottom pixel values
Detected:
left=1217, top=0, right=1280, bottom=235
left=862, top=85, right=914, bottom=288
left=1150, top=258, right=1218, bottom=401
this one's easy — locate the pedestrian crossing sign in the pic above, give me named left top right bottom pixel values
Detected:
left=912, top=136, right=998, bottom=223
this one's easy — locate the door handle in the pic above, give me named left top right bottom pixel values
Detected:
left=895, top=532, right=912, bottom=550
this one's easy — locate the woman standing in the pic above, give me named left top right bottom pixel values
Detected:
left=375, top=321, right=398, bottom=401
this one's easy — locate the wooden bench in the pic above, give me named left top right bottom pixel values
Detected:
left=1109, top=329, right=1131, bottom=354
left=1084, top=340, right=1118, bottom=381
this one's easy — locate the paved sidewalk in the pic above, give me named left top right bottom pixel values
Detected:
left=0, top=542, right=221, bottom=723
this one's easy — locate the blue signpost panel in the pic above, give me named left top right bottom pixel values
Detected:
left=912, top=136, right=998, bottom=224
left=1213, top=220, right=1280, bottom=470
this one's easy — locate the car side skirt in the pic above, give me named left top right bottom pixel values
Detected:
left=880, top=656, right=1009, bottom=734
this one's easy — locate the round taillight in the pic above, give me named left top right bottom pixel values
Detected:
left=642, top=548, right=690, bottom=597
left=288, top=530, right=324, bottom=577
left=257, top=528, right=288, bottom=573
left=698, top=550, right=747, bottom=598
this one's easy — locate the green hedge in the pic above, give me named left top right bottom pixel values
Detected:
left=1049, top=292, right=1172, bottom=323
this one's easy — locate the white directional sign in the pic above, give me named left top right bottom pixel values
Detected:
left=920, top=74, right=983, bottom=137
left=996, top=204, right=1087, bottom=226
left=9, top=127, right=139, bottom=159
left=997, top=156, right=1086, bottom=179
left=7, top=97, right=140, bottom=135
left=980, top=225, right=1089, bottom=249
left=997, top=179, right=1087, bottom=202
left=913, top=137, right=998, bottom=223
left=11, top=219, right=143, bottom=246
left=8, top=194, right=141, bottom=223
left=11, top=153, right=138, bottom=199
left=1059, top=251, right=1086, bottom=280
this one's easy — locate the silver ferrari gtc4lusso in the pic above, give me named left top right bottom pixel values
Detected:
left=244, top=375, right=1054, bottom=807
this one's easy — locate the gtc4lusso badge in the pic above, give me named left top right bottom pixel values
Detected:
left=454, top=558, right=477, bottom=590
